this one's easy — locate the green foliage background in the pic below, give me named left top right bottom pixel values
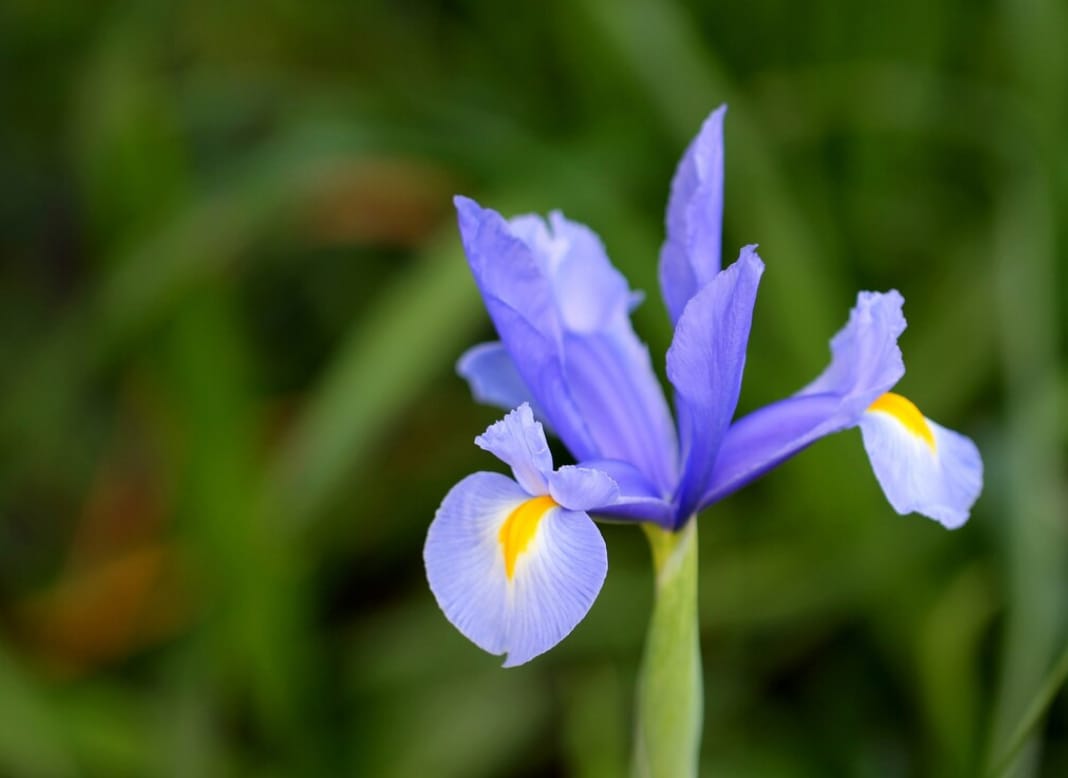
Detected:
left=1, top=0, right=1065, bottom=775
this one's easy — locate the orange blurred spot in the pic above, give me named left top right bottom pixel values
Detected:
left=303, top=156, right=455, bottom=246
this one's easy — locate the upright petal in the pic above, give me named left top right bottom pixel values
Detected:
left=474, top=404, right=553, bottom=495
left=560, top=330, right=678, bottom=493
left=456, top=196, right=597, bottom=461
left=522, top=211, right=679, bottom=492
left=509, top=212, right=632, bottom=335
left=666, top=246, right=764, bottom=521
left=799, top=290, right=906, bottom=415
left=659, top=105, right=727, bottom=324
left=424, top=472, right=607, bottom=667
left=699, top=291, right=909, bottom=507
left=860, top=393, right=982, bottom=528
left=456, top=196, right=678, bottom=493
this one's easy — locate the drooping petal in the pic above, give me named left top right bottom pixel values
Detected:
left=667, top=246, right=764, bottom=521
left=457, top=341, right=536, bottom=413
left=504, top=504, right=608, bottom=667
left=455, top=196, right=678, bottom=493
left=659, top=105, right=727, bottom=325
left=699, top=291, right=909, bottom=507
left=424, top=472, right=607, bottom=667
left=859, top=393, right=982, bottom=528
left=474, top=404, right=552, bottom=495
left=424, top=472, right=523, bottom=657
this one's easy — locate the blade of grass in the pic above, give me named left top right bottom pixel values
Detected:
left=165, top=286, right=320, bottom=772
left=987, top=173, right=1066, bottom=775
left=989, top=640, right=1068, bottom=777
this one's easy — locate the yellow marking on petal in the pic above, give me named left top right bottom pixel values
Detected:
left=499, top=495, right=557, bottom=580
left=868, top=392, right=936, bottom=450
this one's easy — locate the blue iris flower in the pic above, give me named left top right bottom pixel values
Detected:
left=424, top=106, right=983, bottom=667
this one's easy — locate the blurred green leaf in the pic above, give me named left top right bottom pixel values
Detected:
left=0, top=648, right=76, bottom=778
left=915, top=563, right=997, bottom=776
left=264, top=231, right=480, bottom=530
left=988, top=173, right=1067, bottom=775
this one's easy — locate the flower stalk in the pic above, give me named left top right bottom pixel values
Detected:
left=634, top=519, right=702, bottom=778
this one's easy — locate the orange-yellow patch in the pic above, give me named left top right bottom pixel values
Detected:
left=868, top=392, right=936, bottom=450
left=499, top=495, right=557, bottom=580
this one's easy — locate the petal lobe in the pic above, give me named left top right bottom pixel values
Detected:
left=859, top=399, right=982, bottom=529
left=425, top=472, right=608, bottom=667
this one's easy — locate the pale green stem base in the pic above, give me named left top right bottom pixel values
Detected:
left=633, top=518, right=702, bottom=778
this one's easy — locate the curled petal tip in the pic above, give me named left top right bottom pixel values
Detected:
left=474, top=403, right=553, bottom=495
left=454, top=195, right=500, bottom=238
left=659, top=105, right=729, bottom=322
left=453, top=193, right=478, bottom=211
left=800, top=289, right=908, bottom=411
left=736, top=244, right=765, bottom=273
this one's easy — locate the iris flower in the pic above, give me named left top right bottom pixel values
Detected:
left=424, top=106, right=982, bottom=667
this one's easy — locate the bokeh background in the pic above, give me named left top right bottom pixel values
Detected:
left=2, top=0, right=1066, bottom=775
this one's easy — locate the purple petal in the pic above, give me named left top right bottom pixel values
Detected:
left=799, top=290, right=906, bottom=414
left=474, top=404, right=553, bottom=495
left=502, top=505, right=607, bottom=667
left=570, top=458, right=677, bottom=527
left=424, top=472, right=526, bottom=657
left=659, top=105, right=727, bottom=324
left=455, top=196, right=597, bottom=461
left=548, top=466, right=619, bottom=512
left=667, top=246, right=764, bottom=521
left=457, top=341, right=535, bottom=412
left=559, top=330, right=678, bottom=493
left=424, top=472, right=607, bottom=667
left=699, top=392, right=845, bottom=506
left=455, top=196, right=678, bottom=493
left=509, top=212, right=632, bottom=334
left=699, top=291, right=908, bottom=507
left=859, top=395, right=982, bottom=528
left=593, top=498, right=676, bottom=526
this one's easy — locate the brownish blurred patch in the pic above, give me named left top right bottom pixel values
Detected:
left=12, top=381, right=191, bottom=679
left=302, top=156, right=456, bottom=247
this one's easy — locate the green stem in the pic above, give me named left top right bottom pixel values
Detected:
left=633, top=518, right=702, bottom=778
